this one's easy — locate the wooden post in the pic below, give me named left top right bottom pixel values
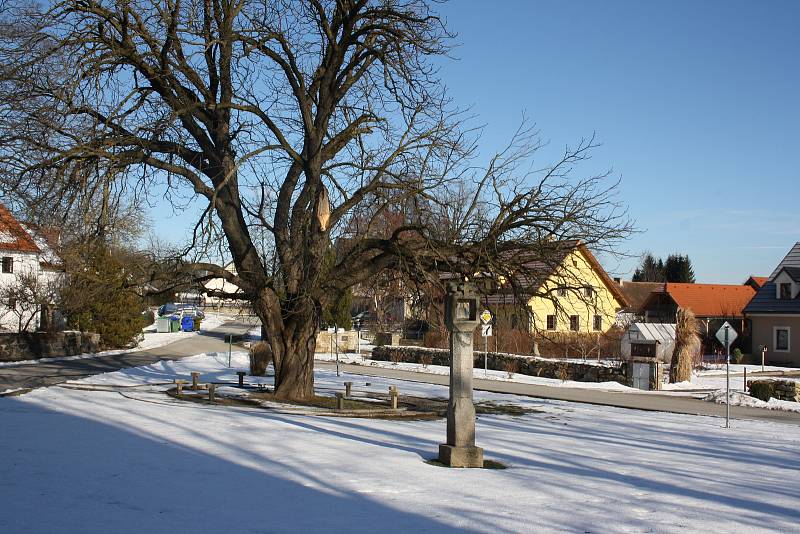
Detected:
left=335, top=392, right=344, bottom=411
left=175, top=379, right=185, bottom=397
left=345, top=381, right=353, bottom=397
left=237, top=371, right=246, bottom=388
left=390, top=387, right=398, bottom=410
left=191, top=372, right=201, bottom=390
left=744, top=367, right=747, bottom=392
left=208, top=383, right=216, bottom=404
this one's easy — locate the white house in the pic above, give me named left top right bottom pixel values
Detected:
left=203, top=262, right=245, bottom=308
left=0, top=204, right=62, bottom=332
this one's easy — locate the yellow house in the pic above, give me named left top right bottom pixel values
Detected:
left=487, top=242, right=629, bottom=334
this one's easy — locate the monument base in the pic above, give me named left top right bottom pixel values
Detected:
left=438, top=444, right=484, bottom=468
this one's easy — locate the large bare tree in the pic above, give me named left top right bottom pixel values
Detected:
left=0, top=0, right=632, bottom=399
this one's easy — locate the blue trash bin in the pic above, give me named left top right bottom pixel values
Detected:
left=180, top=316, right=194, bottom=332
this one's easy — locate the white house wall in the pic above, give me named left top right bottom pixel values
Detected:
left=0, top=251, right=42, bottom=332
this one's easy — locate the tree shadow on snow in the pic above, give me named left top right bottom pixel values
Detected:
left=0, top=396, right=477, bottom=534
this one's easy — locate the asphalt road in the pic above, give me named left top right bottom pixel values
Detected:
left=0, top=319, right=256, bottom=393
left=4, top=324, right=799, bottom=426
left=317, top=361, right=800, bottom=426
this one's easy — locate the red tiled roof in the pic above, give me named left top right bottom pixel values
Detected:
left=0, top=204, right=40, bottom=254
left=662, top=283, right=755, bottom=318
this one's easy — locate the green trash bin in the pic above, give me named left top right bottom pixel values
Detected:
left=169, top=316, right=181, bottom=332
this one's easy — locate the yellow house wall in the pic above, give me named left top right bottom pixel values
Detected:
left=526, top=248, right=622, bottom=333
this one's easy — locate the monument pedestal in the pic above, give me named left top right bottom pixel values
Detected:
left=437, top=284, right=485, bottom=468
left=438, top=444, right=484, bottom=468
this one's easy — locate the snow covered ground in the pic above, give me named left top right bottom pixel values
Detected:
left=316, top=351, right=636, bottom=391
left=0, top=313, right=227, bottom=369
left=1, top=352, right=799, bottom=533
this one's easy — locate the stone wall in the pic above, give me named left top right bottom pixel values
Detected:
left=371, top=345, right=629, bottom=385
left=0, top=331, right=101, bottom=363
left=747, top=379, right=800, bottom=403
left=315, top=330, right=359, bottom=353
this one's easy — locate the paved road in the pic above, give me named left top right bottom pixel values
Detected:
left=4, top=325, right=799, bottom=426
left=0, top=320, right=255, bottom=393
left=317, top=361, right=800, bottom=425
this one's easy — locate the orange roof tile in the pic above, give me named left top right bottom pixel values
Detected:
left=0, top=204, right=40, bottom=254
left=663, top=283, right=755, bottom=318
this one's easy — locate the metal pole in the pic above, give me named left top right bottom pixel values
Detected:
left=335, top=324, right=340, bottom=377
left=356, top=323, right=361, bottom=359
left=725, top=326, right=730, bottom=429
left=761, top=347, right=766, bottom=373
left=228, top=334, right=232, bottom=368
left=484, top=333, right=488, bottom=376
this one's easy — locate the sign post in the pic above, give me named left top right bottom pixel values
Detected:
left=335, top=324, right=340, bottom=377
left=715, top=322, right=738, bottom=429
left=481, top=310, right=492, bottom=376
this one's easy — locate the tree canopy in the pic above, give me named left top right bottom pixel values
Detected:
left=0, top=0, right=632, bottom=398
left=632, top=253, right=695, bottom=283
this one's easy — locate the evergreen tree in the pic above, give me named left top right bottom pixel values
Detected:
left=59, top=243, right=148, bottom=348
left=632, top=253, right=665, bottom=282
left=664, top=254, right=696, bottom=283
left=323, top=289, right=353, bottom=330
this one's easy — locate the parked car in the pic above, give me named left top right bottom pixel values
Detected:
left=158, top=303, right=206, bottom=320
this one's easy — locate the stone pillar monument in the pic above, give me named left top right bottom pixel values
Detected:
left=438, top=281, right=484, bottom=468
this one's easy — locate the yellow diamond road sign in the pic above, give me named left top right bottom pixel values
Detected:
left=480, top=310, right=492, bottom=324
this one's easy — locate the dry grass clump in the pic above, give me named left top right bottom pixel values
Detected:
left=669, top=308, right=700, bottom=383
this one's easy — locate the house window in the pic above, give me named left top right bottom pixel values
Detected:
left=593, top=315, right=602, bottom=331
left=1, top=257, right=12, bottom=273
left=585, top=286, right=594, bottom=298
left=779, top=283, right=791, bottom=300
left=546, top=315, right=556, bottom=330
left=570, top=315, right=580, bottom=331
left=557, top=287, right=567, bottom=297
left=775, top=327, right=790, bottom=352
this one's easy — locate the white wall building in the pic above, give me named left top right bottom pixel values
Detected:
left=0, top=205, right=63, bottom=332
left=203, top=262, right=245, bottom=308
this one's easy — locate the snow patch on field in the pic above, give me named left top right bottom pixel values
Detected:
left=315, top=352, right=636, bottom=392
left=704, top=389, right=800, bottom=413
left=2, top=351, right=800, bottom=532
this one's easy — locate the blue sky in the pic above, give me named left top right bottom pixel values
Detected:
left=151, top=1, right=799, bottom=283
left=432, top=0, right=800, bottom=282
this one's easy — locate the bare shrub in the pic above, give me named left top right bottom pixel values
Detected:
left=423, top=328, right=448, bottom=349
left=249, top=342, right=272, bottom=376
left=420, top=354, right=433, bottom=369
left=390, top=351, right=403, bottom=365
left=504, top=359, right=520, bottom=379
left=556, top=362, right=571, bottom=382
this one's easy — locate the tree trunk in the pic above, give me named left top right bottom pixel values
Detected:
left=255, top=296, right=318, bottom=400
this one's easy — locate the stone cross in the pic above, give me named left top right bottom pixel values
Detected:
left=438, top=280, right=484, bottom=468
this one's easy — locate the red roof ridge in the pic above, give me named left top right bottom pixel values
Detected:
left=0, top=204, right=40, bottom=254
left=656, top=282, right=756, bottom=317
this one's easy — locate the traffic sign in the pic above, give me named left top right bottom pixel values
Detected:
left=480, top=309, right=492, bottom=324
left=481, top=324, right=492, bottom=337
left=715, top=321, right=738, bottom=348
